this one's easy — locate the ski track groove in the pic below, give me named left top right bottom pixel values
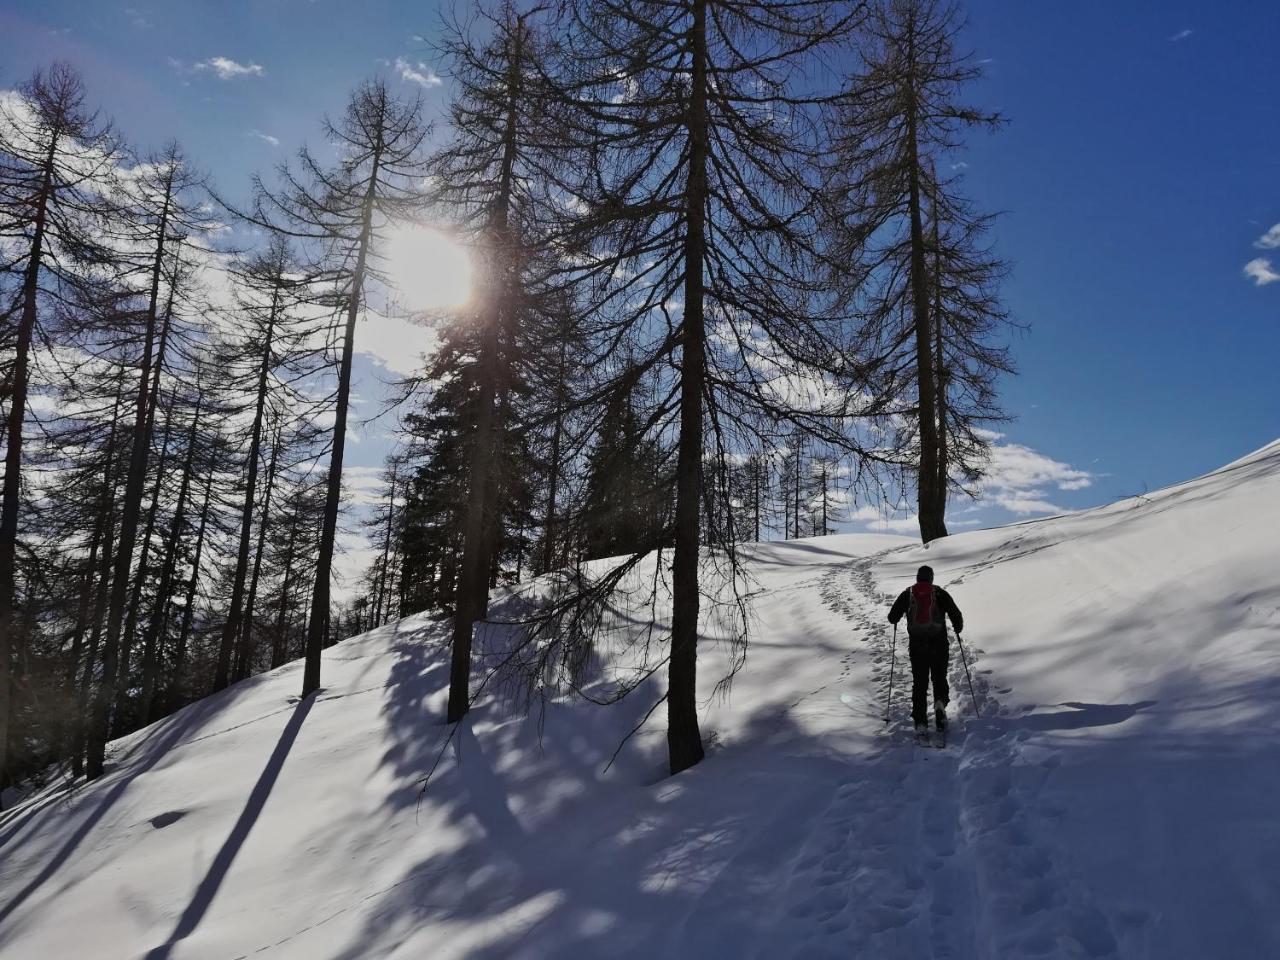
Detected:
left=768, top=551, right=1130, bottom=960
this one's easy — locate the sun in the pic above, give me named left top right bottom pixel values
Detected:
left=383, top=224, right=472, bottom=312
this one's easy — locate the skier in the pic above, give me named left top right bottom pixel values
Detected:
left=887, top=565, right=964, bottom=738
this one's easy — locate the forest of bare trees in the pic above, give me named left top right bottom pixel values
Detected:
left=0, top=0, right=1016, bottom=796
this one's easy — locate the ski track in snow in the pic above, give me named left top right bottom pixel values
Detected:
left=768, top=553, right=1132, bottom=960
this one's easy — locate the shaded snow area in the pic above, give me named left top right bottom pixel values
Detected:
left=2, top=442, right=1279, bottom=959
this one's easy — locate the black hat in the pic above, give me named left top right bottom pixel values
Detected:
left=917, top=565, right=934, bottom=583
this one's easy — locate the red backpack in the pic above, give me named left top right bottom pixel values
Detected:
left=907, top=583, right=944, bottom=636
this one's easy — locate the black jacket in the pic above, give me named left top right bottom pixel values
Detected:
left=888, top=584, right=963, bottom=636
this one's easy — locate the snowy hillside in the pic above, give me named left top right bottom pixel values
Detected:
left=2, top=441, right=1278, bottom=960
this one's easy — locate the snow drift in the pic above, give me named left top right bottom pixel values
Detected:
left=1, top=440, right=1278, bottom=959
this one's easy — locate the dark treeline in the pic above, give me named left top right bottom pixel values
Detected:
left=0, top=0, right=1015, bottom=794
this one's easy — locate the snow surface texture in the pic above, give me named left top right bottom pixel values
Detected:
left=2, top=441, right=1278, bottom=959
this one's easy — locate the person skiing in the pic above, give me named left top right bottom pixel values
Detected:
left=887, top=565, right=964, bottom=738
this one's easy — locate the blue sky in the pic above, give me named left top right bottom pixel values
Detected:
left=2, top=0, right=1277, bottom=538
left=963, top=1, right=1279, bottom=501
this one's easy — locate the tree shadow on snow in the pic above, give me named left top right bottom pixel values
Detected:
left=375, top=622, right=454, bottom=809
left=144, top=695, right=315, bottom=960
left=969, top=581, right=1280, bottom=756
left=1007, top=700, right=1159, bottom=732
left=329, top=704, right=848, bottom=960
left=0, top=687, right=252, bottom=937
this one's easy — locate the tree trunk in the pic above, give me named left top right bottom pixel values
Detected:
left=60, top=387, right=126, bottom=771
left=171, top=468, right=214, bottom=712
left=373, top=466, right=397, bottom=626
left=753, top=456, right=761, bottom=542
left=299, top=591, right=314, bottom=664
left=57, top=521, right=102, bottom=759
left=235, top=426, right=280, bottom=681
left=668, top=0, right=709, bottom=776
left=140, top=395, right=201, bottom=723
left=75, top=442, right=127, bottom=777
left=387, top=539, right=401, bottom=625
left=86, top=177, right=173, bottom=780
left=931, top=173, right=949, bottom=523
left=446, top=25, right=524, bottom=723
left=271, top=516, right=300, bottom=669
left=114, top=389, right=177, bottom=734
left=792, top=440, right=801, bottom=540
left=446, top=313, right=500, bottom=720
left=303, top=150, right=383, bottom=698
left=115, top=265, right=181, bottom=705
left=542, top=329, right=569, bottom=573
left=0, top=131, right=58, bottom=787
left=905, top=22, right=947, bottom=544
left=217, top=283, right=281, bottom=690
left=821, top=464, right=829, bottom=535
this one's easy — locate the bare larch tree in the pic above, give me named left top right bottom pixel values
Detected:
left=0, top=63, right=121, bottom=785
left=829, top=0, right=1007, bottom=541
left=240, top=79, right=429, bottom=699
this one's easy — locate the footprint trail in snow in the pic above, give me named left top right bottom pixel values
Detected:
left=769, top=554, right=1131, bottom=960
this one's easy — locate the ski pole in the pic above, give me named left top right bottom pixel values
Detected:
left=955, top=630, right=981, bottom=718
left=883, top=622, right=897, bottom=723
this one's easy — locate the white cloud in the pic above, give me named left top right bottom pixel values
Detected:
left=394, top=57, right=442, bottom=88
left=843, top=433, right=1094, bottom=534
left=1167, top=29, right=1193, bottom=42
left=994, top=495, right=1065, bottom=516
left=876, top=517, right=923, bottom=534
left=846, top=505, right=921, bottom=535
left=343, top=466, right=387, bottom=508
left=978, top=432, right=1091, bottom=489
left=974, top=433, right=1093, bottom=516
left=1244, top=257, right=1280, bottom=286
left=1254, top=223, right=1280, bottom=250
left=249, top=129, right=280, bottom=147
left=357, top=308, right=437, bottom=376
left=331, top=531, right=378, bottom=603
left=123, top=7, right=151, bottom=29
left=193, top=57, right=265, bottom=79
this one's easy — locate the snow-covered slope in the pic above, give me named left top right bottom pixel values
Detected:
left=2, top=442, right=1278, bottom=960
